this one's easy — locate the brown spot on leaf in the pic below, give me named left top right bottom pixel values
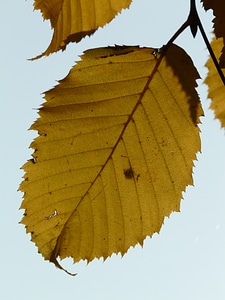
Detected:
left=124, top=168, right=134, bottom=179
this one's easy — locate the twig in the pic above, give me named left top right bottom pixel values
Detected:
left=161, top=0, right=225, bottom=86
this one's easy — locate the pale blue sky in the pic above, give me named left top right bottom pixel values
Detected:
left=1, top=1, right=225, bottom=299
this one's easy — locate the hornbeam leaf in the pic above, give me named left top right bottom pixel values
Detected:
left=201, top=0, right=225, bottom=67
left=20, top=44, right=203, bottom=274
left=32, top=0, right=132, bottom=59
left=205, top=37, right=225, bottom=127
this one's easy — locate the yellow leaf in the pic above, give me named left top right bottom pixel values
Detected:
left=20, top=44, right=203, bottom=274
left=205, top=37, right=225, bottom=127
left=201, top=0, right=225, bottom=67
left=32, top=0, right=132, bottom=59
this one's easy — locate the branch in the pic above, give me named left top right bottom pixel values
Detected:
left=160, top=0, right=225, bottom=85
left=189, top=0, right=225, bottom=85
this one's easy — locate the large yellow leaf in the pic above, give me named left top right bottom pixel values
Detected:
left=32, top=0, right=132, bottom=59
left=20, top=44, right=203, bottom=274
left=201, top=0, right=225, bottom=67
left=205, top=37, right=225, bottom=127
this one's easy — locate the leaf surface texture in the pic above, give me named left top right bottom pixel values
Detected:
left=33, top=0, right=132, bottom=59
left=20, top=44, right=203, bottom=271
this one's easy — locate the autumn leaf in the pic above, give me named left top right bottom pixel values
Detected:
left=32, top=0, right=132, bottom=59
left=201, top=0, right=225, bottom=67
left=205, top=37, right=225, bottom=127
left=20, top=44, right=203, bottom=274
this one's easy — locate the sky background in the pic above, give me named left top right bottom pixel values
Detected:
left=1, top=0, right=225, bottom=299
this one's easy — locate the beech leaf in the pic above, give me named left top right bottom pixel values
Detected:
left=20, top=44, right=203, bottom=274
left=32, top=0, right=132, bottom=59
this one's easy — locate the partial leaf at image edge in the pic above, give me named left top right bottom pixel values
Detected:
left=32, top=0, right=132, bottom=59
left=201, top=0, right=225, bottom=67
left=205, top=37, right=225, bottom=127
left=20, top=44, right=203, bottom=273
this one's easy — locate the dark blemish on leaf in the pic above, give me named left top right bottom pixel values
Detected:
left=104, top=45, right=136, bottom=57
left=114, top=45, right=129, bottom=51
left=124, top=168, right=134, bottom=179
left=136, top=174, right=140, bottom=181
left=160, top=138, right=169, bottom=147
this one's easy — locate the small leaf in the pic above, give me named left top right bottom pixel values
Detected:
left=205, top=37, right=225, bottom=127
left=32, top=0, right=132, bottom=59
left=20, top=44, right=203, bottom=273
left=201, top=0, right=225, bottom=67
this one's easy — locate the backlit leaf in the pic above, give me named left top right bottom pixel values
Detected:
left=201, top=0, right=225, bottom=67
left=205, top=37, right=225, bottom=127
left=32, top=0, right=132, bottom=59
left=20, top=44, right=203, bottom=274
